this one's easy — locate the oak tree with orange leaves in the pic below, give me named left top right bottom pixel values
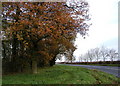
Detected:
left=2, top=1, right=90, bottom=74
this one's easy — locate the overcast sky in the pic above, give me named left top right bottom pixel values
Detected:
left=73, top=0, right=119, bottom=61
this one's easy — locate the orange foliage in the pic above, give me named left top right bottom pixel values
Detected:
left=2, top=1, right=90, bottom=64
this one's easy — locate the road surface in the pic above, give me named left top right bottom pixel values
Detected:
left=63, top=64, right=120, bottom=78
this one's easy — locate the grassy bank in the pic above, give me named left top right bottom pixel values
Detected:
left=2, top=65, right=119, bottom=84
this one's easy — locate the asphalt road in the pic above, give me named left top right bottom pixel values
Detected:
left=63, top=64, right=120, bottom=78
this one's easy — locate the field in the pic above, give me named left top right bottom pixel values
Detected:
left=2, top=65, right=119, bottom=84
left=59, top=61, right=120, bottom=67
left=85, top=64, right=120, bottom=67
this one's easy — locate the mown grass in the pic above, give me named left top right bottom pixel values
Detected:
left=2, top=65, right=119, bottom=84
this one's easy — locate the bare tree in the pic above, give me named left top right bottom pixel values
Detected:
left=108, top=49, right=118, bottom=61
left=100, top=46, right=108, bottom=62
left=83, top=54, right=89, bottom=62
left=86, top=49, right=95, bottom=62
left=79, top=54, right=83, bottom=62
left=94, top=47, right=101, bottom=62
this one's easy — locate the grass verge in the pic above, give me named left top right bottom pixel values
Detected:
left=2, top=65, right=119, bottom=84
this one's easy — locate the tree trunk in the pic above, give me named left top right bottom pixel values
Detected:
left=32, top=60, right=37, bottom=74
left=11, top=34, right=18, bottom=72
left=50, top=56, right=56, bottom=66
left=103, top=57, right=106, bottom=62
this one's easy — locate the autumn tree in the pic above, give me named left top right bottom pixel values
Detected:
left=2, top=1, right=90, bottom=74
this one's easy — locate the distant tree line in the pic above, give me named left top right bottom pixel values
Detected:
left=79, top=46, right=118, bottom=62
left=2, top=1, right=90, bottom=74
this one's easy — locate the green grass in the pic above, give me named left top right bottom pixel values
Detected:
left=2, top=65, right=119, bottom=84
